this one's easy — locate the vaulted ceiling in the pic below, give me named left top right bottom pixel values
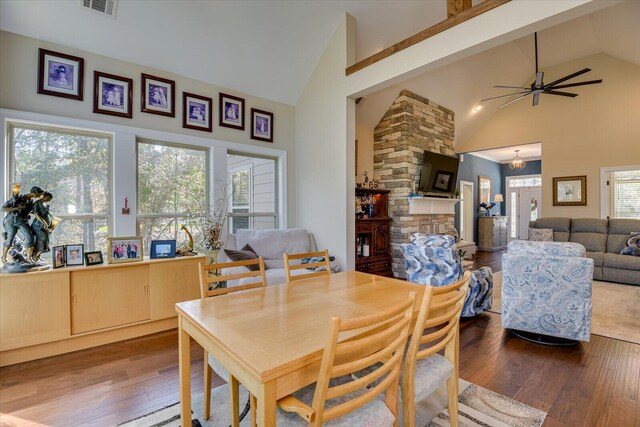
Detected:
left=356, top=0, right=640, bottom=147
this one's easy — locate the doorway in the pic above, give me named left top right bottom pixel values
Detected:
left=459, top=180, right=474, bottom=242
left=506, top=175, right=542, bottom=241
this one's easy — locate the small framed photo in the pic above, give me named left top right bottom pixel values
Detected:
left=250, top=108, right=273, bottom=143
left=108, top=237, right=144, bottom=264
left=52, top=245, right=66, bottom=269
left=38, top=48, right=84, bottom=101
left=553, top=175, right=587, bottom=206
left=432, top=170, right=454, bottom=192
left=219, top=93, right=245, bottom=130
left=150, top=240, right=177, bottom=259
left=183, top=92, right=212, bottom=132
left=94, top=71, right=133, bottom=118
left=141, top=73, right=175, bottom=117
left=65, top=244, right=85, bottom=266
left=84, top=251, right=104, bottom=266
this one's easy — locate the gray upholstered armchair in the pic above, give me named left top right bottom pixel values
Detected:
left=501, top=240, right=594, bottom=343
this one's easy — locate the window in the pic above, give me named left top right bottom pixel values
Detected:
left=9, top=123, right=111, bottom=255
left=609, top=169, right=640, bottom=219
left=137, top=140, right=208, bottom=254
left=227, top=153, right=277, bottom=232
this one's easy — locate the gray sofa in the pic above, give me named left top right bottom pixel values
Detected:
left=529, top=218, right=640, bottom=285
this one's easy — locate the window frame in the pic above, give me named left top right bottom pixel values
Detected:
left=135, top=138, right=210, bottom=244
left=7, top=121, right=113, bottom=251
left=600, top=165, right=640, bottom=220
left=226, top=151, right=279, bottom=233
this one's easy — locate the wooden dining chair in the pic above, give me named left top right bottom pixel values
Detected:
left=199, top=258, right=267, bottom=425
left=275, top=291, right=417, bottom=426
left=283, top=249, right=331, bottom=283
left=401, top=271, right=471, bottom=427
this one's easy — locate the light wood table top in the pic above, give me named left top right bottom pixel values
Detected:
left=176, top=271, right=425, bottom=426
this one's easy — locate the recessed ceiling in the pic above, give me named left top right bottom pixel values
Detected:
left=0, top=0, right=454, bottom=106
left=468, top=143, right=541, bottom=163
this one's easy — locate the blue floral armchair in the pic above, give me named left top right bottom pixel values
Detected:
left=402, top=234, right=492, bottom=317
left=501, top=240, right=594, bottom=342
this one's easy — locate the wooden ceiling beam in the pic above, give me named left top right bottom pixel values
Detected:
left=346, top=0, right=510, bottom=76
left=448, top=0, right=473, bottom=18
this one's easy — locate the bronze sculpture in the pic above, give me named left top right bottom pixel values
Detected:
left=2, top=183, right=58, bottom=272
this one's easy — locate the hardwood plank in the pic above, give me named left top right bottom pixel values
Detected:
left=345, top=0, right=510, bottom=75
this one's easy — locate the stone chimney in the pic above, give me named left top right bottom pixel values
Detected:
left=373, top=90, right=456, bottom=278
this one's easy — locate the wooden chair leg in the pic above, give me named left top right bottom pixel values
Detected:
left=401, top=377, right=415, bottom=427
left=230, top=375, right=240, bottom=427
left=447, top=374, right=459, bottom=427
left=203, top=351, right=212, bottom=420
left=385, top=374, right=400, bottom=427
left=250, top=393, right=257, bottom=427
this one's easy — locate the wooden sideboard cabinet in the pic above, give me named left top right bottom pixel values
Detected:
left=0, top=256, right=204, bottom=366
left=355, top=188, right=393, bottom=277
left=478, top=216, right=508, bottom=251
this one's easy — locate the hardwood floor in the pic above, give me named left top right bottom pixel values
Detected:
left=1, top=255, right=638, bottom=426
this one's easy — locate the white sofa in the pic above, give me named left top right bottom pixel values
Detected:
left=221, top=228, right=323, bottom=287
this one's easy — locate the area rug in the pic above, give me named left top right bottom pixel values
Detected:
left=119, top=379, right=546, bottom=427
left=489, top=271, right=640, bottom=344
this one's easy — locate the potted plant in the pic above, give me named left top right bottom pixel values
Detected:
left=480, top=201, right=497, bottom=216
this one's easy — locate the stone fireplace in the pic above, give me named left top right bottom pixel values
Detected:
left=373, top=90, right=456, bottom=278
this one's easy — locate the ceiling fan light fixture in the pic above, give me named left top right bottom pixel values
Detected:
left=510, top=150, right=526, bottom=171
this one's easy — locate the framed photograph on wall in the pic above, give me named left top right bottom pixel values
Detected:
left=38, top=48, right=84, bottom=101
left=141, top=73, right=175, bottom=117
left=52, top=245, right=66, bottom=269
left=65, top=244, right=85, bottom=266
left=93, top=71, right=133, bottom=118
left=108, top=236, right=144, bottom=264
left=219, top=93, right=245, bottom=130
left=183, top=92, right=212, bottom=132
left=150, top=240, right=177, bottom=259
left=250, top=108, right=273, bottom=143
left=84, top=251, right=104, bottom=266
left=553, top=175, right=587, bottom=206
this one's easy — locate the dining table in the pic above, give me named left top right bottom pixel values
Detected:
left=175, top=271, right=426, bottom=427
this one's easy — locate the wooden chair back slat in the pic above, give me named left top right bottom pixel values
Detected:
left=284, top=249, right=331, bottom=283
left=304, top=292, right=416, bottom=425
left=198, top=257, right=267, bottom=299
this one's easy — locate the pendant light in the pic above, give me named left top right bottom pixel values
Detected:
left=510, top=150, right=526, bottom=171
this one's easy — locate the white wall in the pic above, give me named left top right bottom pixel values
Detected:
left=0, top=30, right=296, bottom=229
left=295, top=15, right=356, bottom=271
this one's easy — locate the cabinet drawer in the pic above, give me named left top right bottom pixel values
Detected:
left=369, top=260, right=392, bottom=272
left=356, top=222, right=372, bottom=233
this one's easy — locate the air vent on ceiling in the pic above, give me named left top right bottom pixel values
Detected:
left=81, top=0, right=118, bottom=19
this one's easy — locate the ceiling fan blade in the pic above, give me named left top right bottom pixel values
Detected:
left=493, top=85, right=530, bottom=89
left=533, top=92, right=540, bottom=106
left=498, top=93, right=531, bottom=109
left=481, top=91, right=530, bottom=102
left=550, top=79, right=603, bottom=89
left=543, top=90, right=578, bottom=97
left=544, top=68, right=591, bottom=88
left=534, top=72, right=544, bottom=88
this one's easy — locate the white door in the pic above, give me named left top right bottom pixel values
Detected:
left=460, top=181, right=474, bottom=242
left=517, top=187, right=541, bottom=240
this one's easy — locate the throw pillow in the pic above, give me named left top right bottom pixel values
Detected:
left=621, top=232, right=640, bottom=256
left=528, top=228, right=553, bottom=241
left=301, top=255, right=336, bottom=271
left=223, top=244, right=262, bottom=271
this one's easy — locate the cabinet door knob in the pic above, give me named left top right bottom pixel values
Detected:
left=72, top=295, right=77, bottom=305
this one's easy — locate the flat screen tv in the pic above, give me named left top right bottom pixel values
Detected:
left=417, top=151, right=460, bottom=197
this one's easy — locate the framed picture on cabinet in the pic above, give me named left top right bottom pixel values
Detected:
left=108, top=236, right=143, bottom=264
left=52, top=245, right=66, bottom=268
left=65, top=244, right=85, bottom=266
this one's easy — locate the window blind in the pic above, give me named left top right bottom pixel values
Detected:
left=611, top=170, right=640, bottom=219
